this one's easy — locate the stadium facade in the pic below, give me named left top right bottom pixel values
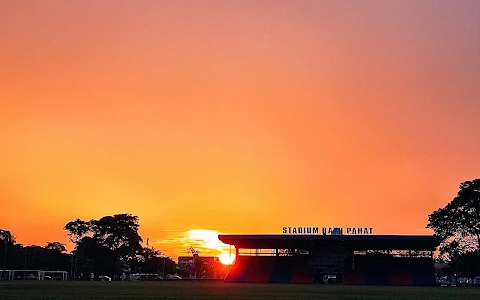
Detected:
left=218, top=233, right=440, bottom=286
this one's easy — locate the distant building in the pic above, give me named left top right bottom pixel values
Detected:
left=177, top=256, right=195, bottom=268
left=177, top=256, right=225, bottom=279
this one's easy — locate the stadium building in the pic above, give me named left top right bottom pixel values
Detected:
left=219, top=230, right=440, bottom=286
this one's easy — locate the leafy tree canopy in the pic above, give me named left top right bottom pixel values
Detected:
left=426, top=179, right=480, bottom=251
left=45, top=241, right=66, bottom=253
left=427, top=179, right=480, bottom=242
left=64, top=214, right=146, bottom=276
left=64, top=213, right=143, bottom=251
left=0, top=229, right=15, bottom=244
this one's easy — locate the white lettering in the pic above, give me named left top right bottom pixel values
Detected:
left=282, top=226, right=373, bottom=235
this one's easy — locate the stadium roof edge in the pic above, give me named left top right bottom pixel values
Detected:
left=218, top=234, right=441, bottom=251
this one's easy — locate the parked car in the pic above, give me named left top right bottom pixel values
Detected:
left=98, top=275, right=111, bottom=281
left=164, top=274, right=182, bottom=280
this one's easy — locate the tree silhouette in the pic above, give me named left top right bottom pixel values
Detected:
left=46, top=242, right=66, bottom=253
left=73, top=236, right=116, bottom=277
left=64, top=219, right=90, bottom=243
left=426, top=179, right=480, bottom=249
left=65, top=214, right=145, bottom=277
left=1, top=229, right=15, bottom=271
left=426, top=179, right=480, bottom=277
left=2, top=216, right=176, bottom=279
left=1, top=229, right=70, bottom=273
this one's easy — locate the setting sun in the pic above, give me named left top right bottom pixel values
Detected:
left=218, top=253, right=235, bottom=265
left=185, top=229, right=235, bottom=264
left=187, top=229, right=227, bottom=250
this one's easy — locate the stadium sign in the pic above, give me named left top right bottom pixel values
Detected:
left=282, top=226, right=373, bottom=235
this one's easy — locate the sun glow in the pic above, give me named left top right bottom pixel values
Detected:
left=218, top=253, right=235, bottom=265
left=186, top=229, right=235, bottom=265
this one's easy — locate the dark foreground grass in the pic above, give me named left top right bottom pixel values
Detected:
left=1, top=281, right=480, bottom=300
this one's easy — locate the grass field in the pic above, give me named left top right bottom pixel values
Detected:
left=1, top=281, right=480, bottom=300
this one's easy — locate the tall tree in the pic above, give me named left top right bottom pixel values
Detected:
left=91, top=214, right=143, bottom=252
left=0, top=229, right=15, bottom=271
left=426, top=179, right=480, bottom=249
left=64, top=214, right=143, bottom=277
left=0, top=230, right=15, bottom=243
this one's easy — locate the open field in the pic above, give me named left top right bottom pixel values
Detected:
left=1, top=281, right=480, bottom=300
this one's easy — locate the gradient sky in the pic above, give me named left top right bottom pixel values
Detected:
left=1, top=1, right=479, bottom=258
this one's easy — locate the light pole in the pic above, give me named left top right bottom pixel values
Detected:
left=3, top=239, right=7, bottom=270
left=2, top=231, right=9, bottom=280
left=158, top=251, right=166, bottom=279
left=163, top=257, right=166, bottom=278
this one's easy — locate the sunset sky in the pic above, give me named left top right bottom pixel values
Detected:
left=1, top=1, right=479, bottom=259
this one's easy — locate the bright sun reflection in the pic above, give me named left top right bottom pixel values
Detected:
left=186, top=229, right=235, bottom=265
left=218, top=253, right=235, bottom=265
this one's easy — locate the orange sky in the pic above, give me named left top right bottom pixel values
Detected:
left=1, top=1, right=479, bottom=258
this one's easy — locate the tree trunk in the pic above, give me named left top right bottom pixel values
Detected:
left=476, top=232, right=480, bottom=250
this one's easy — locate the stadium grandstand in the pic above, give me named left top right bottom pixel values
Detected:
left=218, top=232, right=441, bottom=286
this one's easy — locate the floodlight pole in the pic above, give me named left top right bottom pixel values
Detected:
left=3, top=236, right=8, bottom=273
left=160, top=251, right=166, bottom=278
left=163, top=258, right=166, bottom=277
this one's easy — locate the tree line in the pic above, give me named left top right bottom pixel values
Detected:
left=1, top=214, right=177, bottom=279
left=0, top=231, right=70, bottom=272
left=2, top=178, right=480, bottom=279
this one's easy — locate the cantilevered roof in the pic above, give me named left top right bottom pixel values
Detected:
left=218, top=235, right=441, bottom=251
